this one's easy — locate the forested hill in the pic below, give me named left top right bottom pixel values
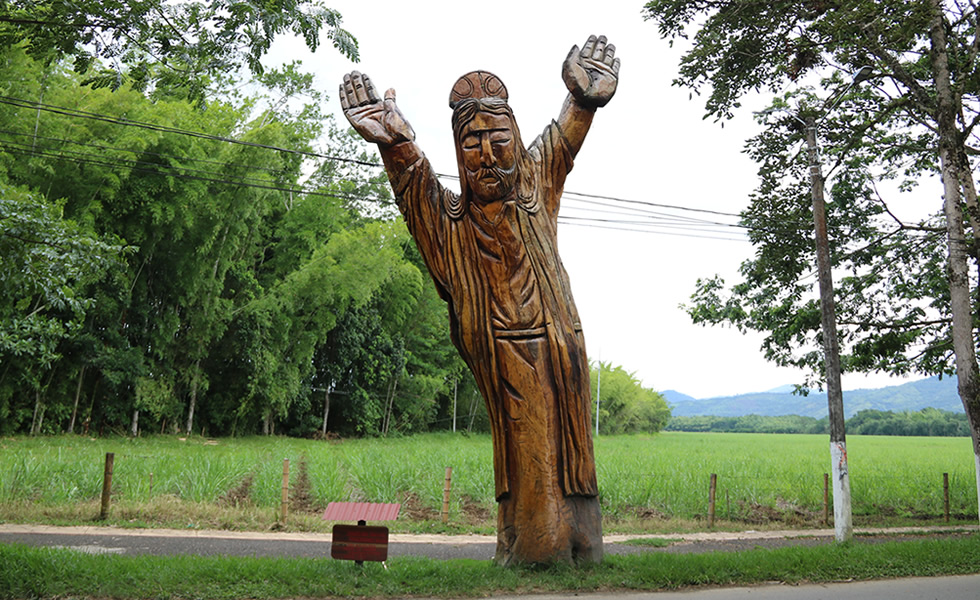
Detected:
left=664, top=376, right=961, bottom=419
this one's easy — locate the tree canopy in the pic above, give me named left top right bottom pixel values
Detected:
left=593, top=362, right=671, bottom=434
left=0, top=0, right=358, bottom=104
left=644, top=0, right=980, bottom=432
left=0, top=31, right=467, bottom=437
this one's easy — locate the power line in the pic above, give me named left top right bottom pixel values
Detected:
left=0, top=94, right=378, bottom=167
left=0, top=127, right=284, bottom=175
left=4, top=135, right=755, bottom=242
left=557, top=214, right=749, bottom=238
left=556, top=218, right=748, bottom=241
left=0, top=141, right=398, bottom=209
left=0, top=137, right=291, bottom=190
left=560, top=200, right=747, bottom=231
left=0, top=136, right=785, bottom=242
left=3, top=93, right=936, bottom=245
left=0, top=134, right=756, bottom=241
left=0, top=94, right=754, bottom=223
left=563, top=189, right=744, bottom=220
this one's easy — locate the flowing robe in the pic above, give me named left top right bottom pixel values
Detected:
left=389, top=121, right=599, bottom=505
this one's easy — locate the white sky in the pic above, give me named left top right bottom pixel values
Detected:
left=265, top=0, right=926, bottom=399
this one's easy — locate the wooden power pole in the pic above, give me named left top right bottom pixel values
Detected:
left=806, top=115, right=852, bottom=542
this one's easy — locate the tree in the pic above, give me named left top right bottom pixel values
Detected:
left=644, top=0, right=980, bottom=522
left=0, top=44, right=373, bottom=436
left=592, top=362, right=671, bottom=434
left=0, top=0, right=358, bottom=104
left=0, top=184, right=123, bottom=434
left=0, top=21, right=478, bottom=438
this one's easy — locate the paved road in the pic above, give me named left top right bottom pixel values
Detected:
left=0, top=525, right=497, bottom=560
left=491, top=575, right=980, bottom=599
left=3, top=523, right=973, bottom=559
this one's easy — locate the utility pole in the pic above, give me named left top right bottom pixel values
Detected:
left=805, top=115, right=852, bottom=542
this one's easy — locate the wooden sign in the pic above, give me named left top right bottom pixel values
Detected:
left=331, top=524, right=389, bottom=562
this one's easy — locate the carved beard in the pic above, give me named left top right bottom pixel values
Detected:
left=466, top=163, right=518, bottom=203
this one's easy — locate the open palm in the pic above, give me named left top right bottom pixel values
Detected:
left=562, top=35, right=620, bottom=108
left=339, top=71, right=414, bottom=147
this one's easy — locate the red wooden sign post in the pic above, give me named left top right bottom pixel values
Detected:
left=323, top=502, right=401, bottom=565
left=331, top=524, right=389, bottom=563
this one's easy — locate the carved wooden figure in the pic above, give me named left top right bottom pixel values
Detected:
left=340, top=35, right=620, bottom=566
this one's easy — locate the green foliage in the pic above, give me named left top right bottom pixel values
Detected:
left=592, top=362, right=671, bottom=434
left=0, top=0, right=358, bottom=105
left=0, top=45, right=464, bottom=437
left=667, top=414, right=828, bottom=434
left=645, top=1, right=979, bottom=392
left=0, top=186, right=123, bottom=365
left=848, top=408, right=971, bottom=437
left=667, top=410, right=972, bottom=436
left=0, top=184, right=125, bottom=434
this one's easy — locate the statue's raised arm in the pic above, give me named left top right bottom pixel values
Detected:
left=558, top=35, right=621, bottom=156
left=339, top=71, right=421, bottom=180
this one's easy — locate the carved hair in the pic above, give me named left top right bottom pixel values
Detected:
left=448, top=98, right=535, bottom=219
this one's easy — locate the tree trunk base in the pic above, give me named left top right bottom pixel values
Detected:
left=494, top=493, right=602, bottom=566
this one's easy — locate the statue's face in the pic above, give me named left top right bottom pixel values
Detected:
left=459, top=111, right=518, bottom=203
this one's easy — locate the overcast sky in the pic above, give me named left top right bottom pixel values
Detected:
left=266, top=0, right=924, bottom=399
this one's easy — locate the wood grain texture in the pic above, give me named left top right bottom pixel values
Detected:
left=340, top=35, right=620, bottom=565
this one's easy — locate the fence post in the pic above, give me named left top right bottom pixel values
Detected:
left=99, top=452, right=114, bottom=520
left=943, top=472, right=950, bottom=523
left=823, top=473, right=830, bottom=526
left=280, top=459, right=290, bottom=523
left=708, top=473, right=717, bottom=528
left=442, top=467, right=453, bottom=524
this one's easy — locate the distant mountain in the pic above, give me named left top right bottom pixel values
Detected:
left=764, top=384, right=798, bottom=394
left=666, top=376, right=961, bottom=419
left=661, top=390, right=696, bottom=405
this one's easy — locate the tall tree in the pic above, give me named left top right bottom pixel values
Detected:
left=644, top=0, right=980, bottom=522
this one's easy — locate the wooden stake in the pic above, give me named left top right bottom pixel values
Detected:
left=99, top=452, right=114, bottom=520
left=442, top=467, right=453, bottom=524
left=280, top=459, right=290, bottom=523
left=708, top=473, right=717, bottom=528
left=944, top=472, right=950, bottom=523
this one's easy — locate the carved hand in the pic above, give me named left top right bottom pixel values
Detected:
left=562, top=35, right=620, bottom=109
left=340, top=71, right=415, bottom=146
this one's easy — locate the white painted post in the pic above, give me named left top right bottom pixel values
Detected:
left=830, top=442, right=852, bottom=541
left=975, top=454, right=980, bottom=527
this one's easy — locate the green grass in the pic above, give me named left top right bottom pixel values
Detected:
left=1, top=535, right=979, bottom=599
left=0, top=432, right=976, bottom=532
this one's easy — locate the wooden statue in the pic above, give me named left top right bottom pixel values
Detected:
left=340, top=35, right=620, bottom=566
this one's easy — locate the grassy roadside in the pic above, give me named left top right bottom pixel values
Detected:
left=2, top=534, right=979, bottom=599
